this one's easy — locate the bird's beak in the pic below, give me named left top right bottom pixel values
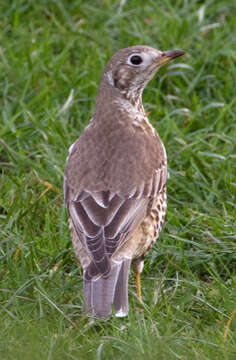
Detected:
left=156, top=50, right=185, bottom=66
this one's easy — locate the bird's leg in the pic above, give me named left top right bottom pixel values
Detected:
left=133, top=260, right=144, bottom=302
left=135, top=271, right=142, bottom=301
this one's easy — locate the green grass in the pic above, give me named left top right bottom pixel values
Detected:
left=1, top=0, right=236, bottom=359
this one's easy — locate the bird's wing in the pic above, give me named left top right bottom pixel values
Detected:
left=64, top=163, right=167, bottom=280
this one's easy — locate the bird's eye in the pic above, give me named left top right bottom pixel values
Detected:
left=129, top=55, right=143, bottom=65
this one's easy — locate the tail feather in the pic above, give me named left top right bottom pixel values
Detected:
left=83, top=259, right=131, bottom=318
left=114, top=259, right=131, bottom=317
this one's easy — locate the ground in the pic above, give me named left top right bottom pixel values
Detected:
left=0, top=0, right=236, bottom=359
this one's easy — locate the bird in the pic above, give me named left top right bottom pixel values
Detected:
left=64, top=45, right=184, bottom=318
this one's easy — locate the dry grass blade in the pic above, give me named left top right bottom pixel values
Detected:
left=35, top=176, right=60, bottom=199
left=223, top=307, right=236, bottom=341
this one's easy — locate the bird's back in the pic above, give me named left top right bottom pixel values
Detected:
left=65, top=110, right=166, bottom=197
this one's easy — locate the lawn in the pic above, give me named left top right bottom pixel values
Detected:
left=0, top=0, right=236, bottom=359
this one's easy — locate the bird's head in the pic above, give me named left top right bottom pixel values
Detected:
left=102, top=45, right=185, bottom=103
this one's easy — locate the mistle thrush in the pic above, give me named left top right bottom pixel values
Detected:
left=64, top=45, right=184, bottom=318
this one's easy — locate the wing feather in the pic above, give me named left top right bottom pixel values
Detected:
left=66, top=159, right=167, bottom=279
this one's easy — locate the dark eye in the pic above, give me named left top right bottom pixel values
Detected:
left=130, top=55, right=143, bottom=65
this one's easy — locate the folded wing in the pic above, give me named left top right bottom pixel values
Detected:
left=64, top=164, right=167, bottom=281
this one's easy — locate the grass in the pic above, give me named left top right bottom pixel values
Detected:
left=0, top=0, right=236, bottom=359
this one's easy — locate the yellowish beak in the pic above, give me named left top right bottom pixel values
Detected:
left=157, top=50, right=185, bottom=66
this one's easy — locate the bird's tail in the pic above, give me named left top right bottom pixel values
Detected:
left=83, top=259, right=131, bottom=318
